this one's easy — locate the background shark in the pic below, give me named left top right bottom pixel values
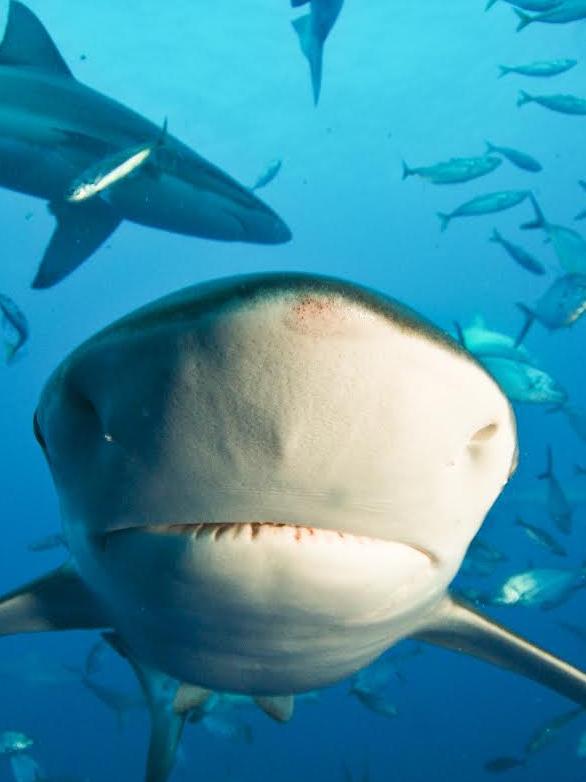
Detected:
left=0, top=2, right=291, bottom=288
left=1, top=272, right=586, bottom=782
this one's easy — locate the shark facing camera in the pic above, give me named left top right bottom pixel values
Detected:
left=2, top=272, right=586, bottom=782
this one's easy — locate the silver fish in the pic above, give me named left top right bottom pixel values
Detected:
left=485, top=141, right=542, bottom=172
left=521, top=197, right=586, bottom=274
left=0, top=732, right=33, bottom=755
left=251, top=159, right=282, bottom=192
left=0, top=294, right=28, bottom=364
left=538, top=447, right=572, bottom=534
left=525, top=706, right=585, bottom=754
left=516, top=0, right=586, bottom=29
left=438, top=190, right=531, bottom=231
left=491, top=567, right=586, bottom=609
left=514, top=517, right=567, bottom=557
left=402, top=155, right=501, bottom=185
left=498, top=59, right=577, bottom=78
left=516, top=275, right=586, bottom=344
left=490, top=229, right=546, bottom=275
left=518, top=90, right=586, bottom=115
left=479, top=356, right=567, bottom=405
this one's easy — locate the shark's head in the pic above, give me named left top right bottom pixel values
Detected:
left=34, top=273, right=517, bottom=694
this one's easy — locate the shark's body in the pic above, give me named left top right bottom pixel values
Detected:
left=2, top=272, right=586, bottom=782
left=0, top=2, right=290, bottom=288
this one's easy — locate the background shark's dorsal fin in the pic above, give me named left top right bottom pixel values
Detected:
left=0, top=562, right=109, bottom=635
left=412, top=593, right=586, bottom=707
left=0, top=1, right=73, bottom=77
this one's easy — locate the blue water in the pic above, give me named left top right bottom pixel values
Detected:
left=1, top=1, right=586, bottom=780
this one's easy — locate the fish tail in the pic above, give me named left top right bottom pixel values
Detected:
left=292, top=14, right=323, bottom=104
left=453, top=321, right=467, bottom=348
left=514, top=9, right=533, bottom=31
left=514, top=303, right=536, bottom=346
left=156, top=117, right=168, bottom=148
left=517, top=90, right=533, bottom=108
left=520, top=195, right=546, bottom=230
left=537, top=445, right=553, bottom=480
left=437, top=212, right=451, bottom=232
left=401, top=160, right=414, bottom=180
left=497, top=65, right=510, bottom=78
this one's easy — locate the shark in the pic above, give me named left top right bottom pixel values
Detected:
left=291, top=0, right=344, bottom=104
left=1, top=272, right=586, bottom=781
left=0, top=2, right=291, bottom=289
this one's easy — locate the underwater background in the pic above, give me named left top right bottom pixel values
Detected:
left=1, top=0, right=586, bottom=780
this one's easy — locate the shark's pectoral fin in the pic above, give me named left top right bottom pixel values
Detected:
left=103, top=632, right=186, bottom=782
left=32, top=199, right=122, bottom=289
left=0, top=562, right=109, bottom=636
left=412, top=593, right=586, bottom=707
left=0, top=1, right=73, bottom=77
left=173, top=683, right=212, bottom=714
left=253, top=695, right=295, bottom=723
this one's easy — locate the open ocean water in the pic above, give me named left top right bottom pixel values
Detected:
left=1, top=1, right=586, bottom=780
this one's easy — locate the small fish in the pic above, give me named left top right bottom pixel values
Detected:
left=251, top=159, right=282, bottom=192
left=517, top=90, right=586, bottom=115
left=490, top=229, right=546, bottom=275
left=468, top=537, right=508, bottom=563
left=0, top=732, right=33, bottom=755
left=66, top=120, right=167, bottom=203
left=514, top=517, right=567, bottom=557
left=27, top=533, right=67, bottom=553
left=491, top=567, right=586, bottom=609
left=524, top=706, right=585, bottom=755
left=479, top=356, right=567, bottom=405
left=538, top=447, right=572, bottom=534
left=484, top=756, right=525, bottom=773
left=437, top=190, right=531, bottom=231
left=498, top=59, right=577, bottom=78
left=515, top=275, right=586, bottom=344
left=515, top=0, right=586, bottom=29
left=349, top=685, right=398, bottom=719
left=0, top=294, right=28, bottom=364
left=521, top=197, right=586, bottom=274
left=454, top=316, right=531, bottom=362
left=291, top=0, right=345, bottom=104
left=402, top=155, right=501, bottom=185
left=485, top=141, right=542, bottom=172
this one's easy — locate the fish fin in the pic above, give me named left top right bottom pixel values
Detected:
left=516, top=90, right=533, bottom=107
left=291, top=0, right=311, bottom=6
left=520, top=194, right=546, bottom=231
left=537, top=445, right=553, bottom=480
left=292, top=14, right=323, bottom=104
left=0, top=1, right=73, bottom=76
left=401, top=160, right=414, bottom=180
left=173, top=684, right=213, bottom=714
left=437, top=212, right=451, bottom=232
left=32, top=199, right=121, bottom=288
left=514, top=9, right=533, bottom=31
left=253, top=695, right=295, bottom=723
left=0, top=562, right=109, bottom=636
left=514, top=303, right=535, bottom=346
left=485, top=0, right=499, bottom=9
left=497, top=65, right=510, bottom=78
left=453, top=321, right=467, bottom=348
left=412, top=593, right=586, bottom=707
left=102, top=632, right=186, bottom=782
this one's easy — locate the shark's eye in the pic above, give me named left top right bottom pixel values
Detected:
left=33, top=412, right=47, bottom=452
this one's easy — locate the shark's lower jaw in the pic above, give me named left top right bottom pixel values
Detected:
left=73, top=520, right=449, bottom=694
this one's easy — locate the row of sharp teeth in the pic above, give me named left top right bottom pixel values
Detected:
left=153, top=521, right=353, bottom=543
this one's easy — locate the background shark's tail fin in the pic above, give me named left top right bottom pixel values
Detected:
left=412, top=593, right=586, bottom=708
left=292, top=14, right=323, bottom=104
left=32, top=199, right=121, bottom=289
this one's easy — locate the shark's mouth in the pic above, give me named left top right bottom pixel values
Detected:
left=103, top=521, right=439, bottom=565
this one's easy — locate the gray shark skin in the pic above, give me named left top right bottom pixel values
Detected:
left=2, top=272, right=586, bottom=782
left=0, top=2, right=291, bottom=288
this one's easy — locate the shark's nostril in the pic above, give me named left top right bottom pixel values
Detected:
left=470, top=422, right=498, bottom=443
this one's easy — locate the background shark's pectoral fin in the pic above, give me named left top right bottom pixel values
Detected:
left=103, top=632, right=186, bottom=782
left=412, top=593, right=586, bottom=707
left=0, top=562, right=109, bottom=636
left=253, top=695, right=295, bottom=722
left=0, top=1, right=73, bottom=77
left=33, top=199, right=122, bottom=289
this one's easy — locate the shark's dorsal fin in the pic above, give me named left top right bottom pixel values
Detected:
left=32, top=199, right=121, bottom=289
left=0, top=562, right=109, bottom=635
left=412, top=593, right=586, bottom=707
left=253, top=695, right=295, bottom=722
left=103, top=632, right=186, bottom=782
left=0, top=1, right=73, bottom=77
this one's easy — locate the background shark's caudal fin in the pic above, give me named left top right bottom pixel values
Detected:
left=103, top=633, right=186, bottom=782
left=292, top=14, right=323, bottom=104
left=0, top=562, right=109, bottom=636
left=412, top=594, right=586, bottom=707
left=32, top=199, right=121, bottom=289
left=0, top=1, right=73, bottom=76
